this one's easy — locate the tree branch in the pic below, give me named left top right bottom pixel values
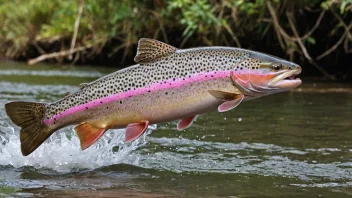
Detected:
left=69, top=0, right=84, bottom=60
left=223, top=21, right=241, bottom=48
left=317, top=23, right=351, bottom=60
left=28, top=44, right=94, bottom=65
left=286, top=12, right=335, bottom=80
left=266, top=1, right=325, bottom=42
left=266, top=1, right=335, bottom=80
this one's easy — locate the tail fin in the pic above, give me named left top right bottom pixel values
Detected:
left=5, top=102, right=53, bottom=156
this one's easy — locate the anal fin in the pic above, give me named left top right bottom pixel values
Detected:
left=124, top=121, right=149, bottom=142
left=177, top=115, right=199, bottom=131
left=74, top=123, right=107, bottom=150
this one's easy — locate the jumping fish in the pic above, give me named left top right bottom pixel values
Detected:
left=5, top=38, right=302, bottom=156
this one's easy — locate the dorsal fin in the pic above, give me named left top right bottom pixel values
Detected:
left=134, top=38, right=177, bottom=64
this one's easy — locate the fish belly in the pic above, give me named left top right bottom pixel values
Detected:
left=84, top=77, right=238, bottom=128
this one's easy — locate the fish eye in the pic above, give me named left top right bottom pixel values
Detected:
left=270, top=63, right=282, bottom=71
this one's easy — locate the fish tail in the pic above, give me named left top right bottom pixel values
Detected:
left=5, top=101, right=54, bottom=156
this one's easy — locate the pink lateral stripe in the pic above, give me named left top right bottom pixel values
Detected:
left=43, top=71, right=231, bottom=125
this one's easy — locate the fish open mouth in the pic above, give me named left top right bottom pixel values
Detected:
left=284, top=74, right=297, bottom=80
left=269, top=67, right=302, bottom=89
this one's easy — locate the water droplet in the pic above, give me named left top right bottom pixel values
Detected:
left=238, top=118, right=242, bottom=122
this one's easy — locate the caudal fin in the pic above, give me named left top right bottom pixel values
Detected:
left=5, top=101, right=53, bottom=156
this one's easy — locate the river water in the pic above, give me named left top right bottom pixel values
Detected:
left=0, top=62, right=351, bottom=197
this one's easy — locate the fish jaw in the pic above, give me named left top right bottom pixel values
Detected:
left=268, top=66, right=302, bottom=90
left=270, top=78, right=302, bottom=90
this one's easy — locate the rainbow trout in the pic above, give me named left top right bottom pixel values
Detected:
left=5, top=38, right=302, bottom=156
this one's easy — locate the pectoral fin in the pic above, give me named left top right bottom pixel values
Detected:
left=208, top=90, right=240, bottom=101
left=177, top=115, right=199, bottom=131
left=218, top=95, right=244, bottom=112
left=124, top=121, right=149, bottom=142
left=74, top=123, right=107, bottom=150
left=208, top=90, right=244, bottom=112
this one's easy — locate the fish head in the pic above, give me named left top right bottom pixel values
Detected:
left=231, top=51, right=302, bottom=96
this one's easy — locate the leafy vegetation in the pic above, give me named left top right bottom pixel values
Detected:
left=0, top=0, right=350, bottom=79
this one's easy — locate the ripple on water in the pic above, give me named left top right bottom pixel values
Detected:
left=0, top=82, right=78, bottom=97
left=135, top=137, right=352, bottom=181
left=0, top=70, right=103, bottom=78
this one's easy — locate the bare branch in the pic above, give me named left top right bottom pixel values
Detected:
left=344, top=36, right=352, bottom=53
left=316, top=7, right=352, bottom=59
left=28, top=44, right=95, bottom=65
left=331, top=8, right=351, bottom=34
left=146, top=9, right=169, bottom=44
left=179, top=35, right=190, bottom=48
left=69, top=0, right=84, bottom=60
left=299, top=10, right=326, bottom=40
left=266, top=1, right=325, bottom=42
left=317, top=23, right=351, bottom=60
left=223, top=22, right=241, bottom=48
left=286, top=12, right=335, bottom=80
left=266, top=1, right=335, bottom=80
left=31, top=42, right=46, bottom=55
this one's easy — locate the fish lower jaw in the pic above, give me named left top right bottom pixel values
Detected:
left=268, top=68, right=302, bottom=90
left=271, top=78, right=302, bottom=89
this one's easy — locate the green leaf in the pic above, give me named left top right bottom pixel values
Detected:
left=306, top=37, right=316, bottom=45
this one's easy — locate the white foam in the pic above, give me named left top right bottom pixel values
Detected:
left=0, top=119, right=156, bottom=172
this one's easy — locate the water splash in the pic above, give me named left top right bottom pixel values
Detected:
left=0, top=119, right=156, bottom=172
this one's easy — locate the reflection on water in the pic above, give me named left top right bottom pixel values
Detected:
left=0, top=63, right=351, bottom=197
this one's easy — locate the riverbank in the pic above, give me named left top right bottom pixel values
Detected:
left=0, top=0, right=351, bottom=80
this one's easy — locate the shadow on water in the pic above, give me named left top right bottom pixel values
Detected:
left=0, top=62, right=352, bottom=197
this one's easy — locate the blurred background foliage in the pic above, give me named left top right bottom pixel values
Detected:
left=0, top=0, right=351, bottom=79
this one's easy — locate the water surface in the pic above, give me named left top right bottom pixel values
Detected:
left=0, top=62, right=351, bottom=197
